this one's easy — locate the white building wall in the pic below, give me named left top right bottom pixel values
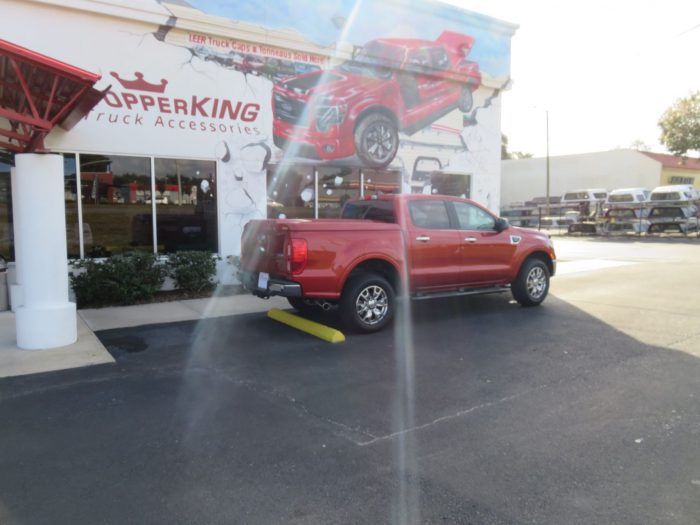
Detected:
left=501, top=149, right=663, bottom=206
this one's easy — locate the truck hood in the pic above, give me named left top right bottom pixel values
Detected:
left=512, top=226, right=551, bottom=244
left=279, top=68, right=385, bottom=101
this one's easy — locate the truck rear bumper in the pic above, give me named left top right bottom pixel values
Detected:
left=239, top=271, right=302, bottom=298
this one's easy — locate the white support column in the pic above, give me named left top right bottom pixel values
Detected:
left=9, top=166, right=24, bottom=312
left=13, top=153, right=77, bottom=349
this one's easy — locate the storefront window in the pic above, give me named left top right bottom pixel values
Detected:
left=80, top=154, right=152, bottom=257
left=430, top=173, right=471, bottom=198
left=154, top=158, right=217, bottom=253
left=63, top=154, right=81, bottom=258
left=411, top=156, right=442, bottom=194
left=0, top=155, right=12, bottom=261
left=266, top=165, right=314, bottom=219
left=317, top=167, right=360, bottom=218
left=362, top=169, right=401, bottom=195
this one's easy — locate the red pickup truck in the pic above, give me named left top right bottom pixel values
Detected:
left=272, top=31, right=481, bottom=168
left=240, top=194, right=556, bottom=332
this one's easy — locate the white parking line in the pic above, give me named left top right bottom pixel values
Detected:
left=556, top=259, right=638, bottom=276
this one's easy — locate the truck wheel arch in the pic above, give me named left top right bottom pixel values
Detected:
left=517, top=251, right=554, bottom=277
left=341, top=257, right=402, bottom=296
left=353, top=105, right=398, bottom=132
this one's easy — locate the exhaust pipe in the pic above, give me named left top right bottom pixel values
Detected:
left=315, top=300, right=334, bottom=311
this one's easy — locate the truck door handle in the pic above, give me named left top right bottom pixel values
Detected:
left=416, top=236, right=431, bottom=242
left=464, top=237, right=478, bottom=243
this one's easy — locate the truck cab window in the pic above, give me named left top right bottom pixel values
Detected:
left=453, top=201, right=496, bottom=231
left=409, top=200, right=450, bottom=229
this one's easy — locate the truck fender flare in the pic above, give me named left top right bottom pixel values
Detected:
left=339, top=254, right=403, bottom=295
left=512, top=249, right=554, bottom=281
left=352, top=104, right=398, bottom=132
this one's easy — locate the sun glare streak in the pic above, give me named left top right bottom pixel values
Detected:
left=391, top=230, right=420, bottom=524
left=270, top=0, right=365, bottom=180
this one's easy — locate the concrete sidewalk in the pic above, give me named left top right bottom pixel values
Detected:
left=0, top=293, right=288, bottom=379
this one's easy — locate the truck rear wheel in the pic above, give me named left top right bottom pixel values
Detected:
left=511, top=258, right=550, bottom=306
left=340, top=273, right=395, bottom=333
left=354, top=113, right=398, bottom=168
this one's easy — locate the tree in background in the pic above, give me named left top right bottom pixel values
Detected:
left=658, top=91, right=700, bottom=156
left=501, top=133, right=533, bottom=160
left=629, top=139, right=651, bottom=151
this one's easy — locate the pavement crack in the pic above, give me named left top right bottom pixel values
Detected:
left=184, top=366, right=378, bottom=444
left=356, top=384, right=549, bottom=447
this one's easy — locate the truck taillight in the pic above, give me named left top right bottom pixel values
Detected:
left=288, top=238, right=307, bottom=275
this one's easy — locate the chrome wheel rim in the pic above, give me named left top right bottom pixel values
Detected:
left=364, top=123, right=396, bottom=163
left=526, top=266, right=547, bottom=299
left=355, top=285, right=389, bottom=325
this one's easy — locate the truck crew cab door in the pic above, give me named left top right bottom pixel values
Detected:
left=406, top=199, right=464, bottom=292
left=451, top=200, right=516, bottom=285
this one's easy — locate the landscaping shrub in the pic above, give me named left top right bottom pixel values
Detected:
left=70, top=252, right=167, bottom=308
left=166, top=251, right=218, bottom=293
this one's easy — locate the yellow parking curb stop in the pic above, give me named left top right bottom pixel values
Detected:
left=267, top=308, right=345, bottom=344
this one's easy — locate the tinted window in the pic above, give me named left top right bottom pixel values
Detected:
left=154, top=158, right=218, bottom=254
left=317, top=167, right=360, bottom=219
left=341, top=201, right=396, bottom=223
left=80, top=154, right=153, bottom=257
left=564, top=192, right=589, bottom=200
left=362, top=169, right=401, bottom=195
left=609, top=194, right=633, bottom=203
left=453, top=201, right=496, bottom=231
left=650, top=192, right=680, bottom=201
left=409, top=200, right=450, bottom=229
left=267, top=165, right=315, bottom=219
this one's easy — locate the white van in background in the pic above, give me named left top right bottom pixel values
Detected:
left=648, top=185, right=698, bottom=203
left=647, top=185, right=698, bottom=234
left=606, top=187, right=650, bottom=206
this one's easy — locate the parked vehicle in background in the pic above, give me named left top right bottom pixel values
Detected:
left=561, top=188, right=609, bottom=205
left=598, top=208, right=650, bottom=235
left=597, top=188, right=651, bottom=234
left=606, top=187, right=650, bottom=208
left=648, top=207, right=698, bottom=233
left=561, top=189, right=607, bottom=234
left=240, top=194, right=556, bottom=333
left=646, top=185, right=699, bottom=234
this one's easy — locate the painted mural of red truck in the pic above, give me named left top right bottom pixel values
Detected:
left=272, top=31, right=482, bottom=168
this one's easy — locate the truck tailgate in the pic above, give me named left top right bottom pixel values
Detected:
left=240, top=220, right=288, bottom=275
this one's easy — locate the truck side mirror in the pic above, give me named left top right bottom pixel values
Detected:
left=495, top=217, right=509, bottom=232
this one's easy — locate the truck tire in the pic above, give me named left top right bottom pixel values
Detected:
left=511, top=258, right=550, bottom=307
left=340, top=273, right=395, bottom=333
left=458, top=86, right=474, bottom=113
left=354, top=113, right=398, bottom=168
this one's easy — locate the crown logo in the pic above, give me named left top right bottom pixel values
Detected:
left=110, top=72, right=168, bottom=93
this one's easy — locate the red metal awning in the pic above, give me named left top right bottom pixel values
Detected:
left=0, top=39, right=109, bottom=153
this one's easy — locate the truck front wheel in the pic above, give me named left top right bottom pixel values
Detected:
left=511, top=258, right=550, bottom=306
left=354, top=113, right=399, bottom=168
left=340, top=273, right=395, bottom=333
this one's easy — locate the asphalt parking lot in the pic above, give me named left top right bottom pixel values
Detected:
left=1, top=237, right=699, bottom=524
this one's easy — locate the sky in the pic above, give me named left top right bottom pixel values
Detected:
left=444, top=0, right=700, bottom=157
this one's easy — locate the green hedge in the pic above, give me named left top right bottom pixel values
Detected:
left=70, top=251, right=219, bottom=308
left=70, top=252, right=167, bottom=308
left=167, top=251, right=219, bottom=293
